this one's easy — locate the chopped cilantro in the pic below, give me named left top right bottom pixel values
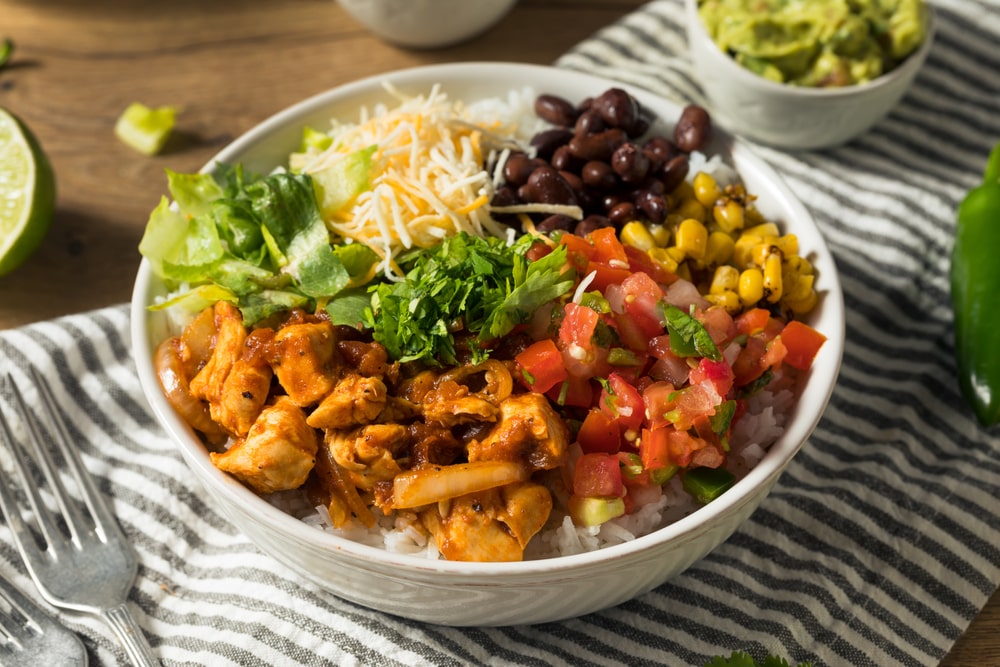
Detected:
left=365, top=232, right=575, bottom=365
left=663, top=304, right=722, bottom=361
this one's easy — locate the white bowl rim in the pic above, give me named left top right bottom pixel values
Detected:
left=685, top=0, right=936, bottom=99
left=131, top=61, right=845, bottom=579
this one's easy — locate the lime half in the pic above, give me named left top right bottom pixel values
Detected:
left=0, top=108, right=55, bottom=277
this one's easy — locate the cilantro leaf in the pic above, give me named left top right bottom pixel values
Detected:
left=663, top=304, right=722, bottom=361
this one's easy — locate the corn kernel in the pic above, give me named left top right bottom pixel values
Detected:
left=743, top=222, right=780, bottom=238
left=648, top=223, right=671, bottom=247
left=733, top=233, right=761, bottom=268
left=739, top=268, right=764, bottom=305
left=710, top=265, right=740, bottom=294
left=666, top=246, right=687, bottom=263
left=785, top=272, right=814, bottom=302
left=648, top=247, right=678, bottom=274
left=693, top=172, right=722, bottom=208
left=706, top=291, right=741, bottom=313
left=743, top=206, right=768, bottom=227
left=675, top=218, right=708, bottom=259
left=675, top=261, right=693, bottom=282
left=713, top=198, right=745, bottom=233
left=751, top=241, right=780, bottom=267
left=620, top=221, right=657, bottom=251
left=775, top=234, right=799, bottom=257
left=704, top=231, right=735, bottom=266
left=676, top=197, right=707, bottom=223
left=785, top=255, right=814, bottom=275
left=763, top=252, right=783, bottom=303
left=785, top=289, right=818, bottom=314
left=671, top=180, right=695, bottom=201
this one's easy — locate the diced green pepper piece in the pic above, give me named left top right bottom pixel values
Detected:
left=682, top=467, right=736, bottom=504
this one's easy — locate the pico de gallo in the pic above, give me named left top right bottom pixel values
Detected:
left=512, top=226, right=826, bottom=526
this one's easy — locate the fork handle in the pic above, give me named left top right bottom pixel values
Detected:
left=101, top=603, right=160, bottom=666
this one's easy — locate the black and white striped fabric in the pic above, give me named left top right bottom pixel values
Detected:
left=1, top=0, right=998, bottom=664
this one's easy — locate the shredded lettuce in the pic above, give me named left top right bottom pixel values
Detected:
left=139, top=164, right=378, bottom=325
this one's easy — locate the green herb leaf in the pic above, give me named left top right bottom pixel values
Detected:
left=663, top=304, right=722, bottom=361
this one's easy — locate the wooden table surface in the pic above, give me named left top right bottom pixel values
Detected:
left=0, top=1, right=995, bottom=664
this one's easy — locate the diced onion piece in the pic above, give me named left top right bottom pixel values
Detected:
left=391, top=461, right=529, bottom=509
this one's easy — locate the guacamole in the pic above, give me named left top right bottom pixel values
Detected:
left=697, top=0, right=929, bottom=87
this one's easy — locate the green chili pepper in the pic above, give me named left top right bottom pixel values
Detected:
left=950, top=141, right=1000, bottom=427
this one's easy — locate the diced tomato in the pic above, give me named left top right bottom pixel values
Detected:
left=585, top=261, right=633, bottom=293
left=587, top=227, right=629, bottom=268
left=573, top=453, right=624, bottom=497
left=559, top=233, right=596, bottom=273
left=732, top=334, right=769, bottom=387
left=546, top=375, right=595, bottom=408
left=624, top=244, right=677, bottom=285
left=598, top=372, right=645, bottom=433
left=647, top=427, right=711, bottom=468
left=620, top=272, right=666, bottom=338
left=577, top=409, right=621, bottom=454
left=640, top=425, right=672, bottom=472
left=735, top=308, right=771, bottom=336
left=558, top=302, right=610, bottom=378
left=663, top=382, right=721, bottom=431
left=700, top=306, right=737, bottom=346
left=690, top=442, right=725, bottom=468
left=781, top=320, right=827, bottom=370
left=515, top=339, right=568, bottom=394
left=689, top=357, right=735, bottom=397
left=762, top=336, right=788, bottom=371
left=642, top=380, right=676, bottom=428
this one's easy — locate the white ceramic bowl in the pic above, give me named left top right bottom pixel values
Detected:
left=338, top=0, right=517, bottom=49
left=685, top=0, right=935, bottom=150
left=131, top=62, right=845, bottom=626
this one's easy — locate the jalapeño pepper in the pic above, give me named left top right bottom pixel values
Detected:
left=950, top=141, right=1000, bottom=426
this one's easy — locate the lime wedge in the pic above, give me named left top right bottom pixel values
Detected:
left=0, top=108, right=55, bottom=277
left=114, top=102, right=177, bottom=155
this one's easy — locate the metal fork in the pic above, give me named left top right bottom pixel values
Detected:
left=0, top=571, right=87, bottom=666
left=0, top=368, right=158, bottom=666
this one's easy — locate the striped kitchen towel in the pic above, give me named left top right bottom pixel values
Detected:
left=1, top=0, right=998, bottom=665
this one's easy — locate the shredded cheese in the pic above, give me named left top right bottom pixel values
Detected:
left=292, top=83, right=538, bottom=279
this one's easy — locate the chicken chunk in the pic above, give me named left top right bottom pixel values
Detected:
left=466, top=393, right=568, bottom=471
left=422, top=380, right=499, bottom=427
left=210, top=396, right=317, bottom=494
left=189, top=301, right=246, bottom=406
left=326, top=423, right=408, bottom=491
left=270, top=320, right=339, bottom=407
left=306, top=374, right=387, bottom=430
left=212, top=329, right=274, bottom=437
left=420, top=481, right=552, bottom=562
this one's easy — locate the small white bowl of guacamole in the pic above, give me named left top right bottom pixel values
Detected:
left=685, top=0, right=934, bottom=150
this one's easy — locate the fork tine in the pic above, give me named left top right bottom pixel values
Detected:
left=28, top=367, right=120, bottom=541
left=0, top=375, right=65, bottom=560
left=2, top=372, right=90, bottom=548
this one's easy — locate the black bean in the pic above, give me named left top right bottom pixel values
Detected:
left=593, top=88, right=639, bottom=133
left=535, top=214, right=576, bottom=234
left=534, top=94, right=579, bottom=127
left=530, top=128, right=573, bottom=160
left=607, top=201, right=637, bottom=226
left=674, top=105, right=712, bottom=153
left=568, top=128, right=626, bottom=162
left=551, top=145, right=583, bottom=174
left=574, top=214, right=612, bottom=237
left=574, top=109, right=605, bottom=135
left=610, top=142, right=650, bottom=183
left=635, top=190, right=667, bottom=224
left=502, top=153, right=538, bottom=188
left=581, top=161, right=617, bottom=190
left=518, top=165, right=578, bottom=206
left=659, top=154, right=690, bottom=193
left=643, top=136, right=676, bottom=171
left=491, top=185, right=520, bottom=208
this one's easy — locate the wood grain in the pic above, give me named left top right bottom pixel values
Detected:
left=0, top=1, right=995, bottom=664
